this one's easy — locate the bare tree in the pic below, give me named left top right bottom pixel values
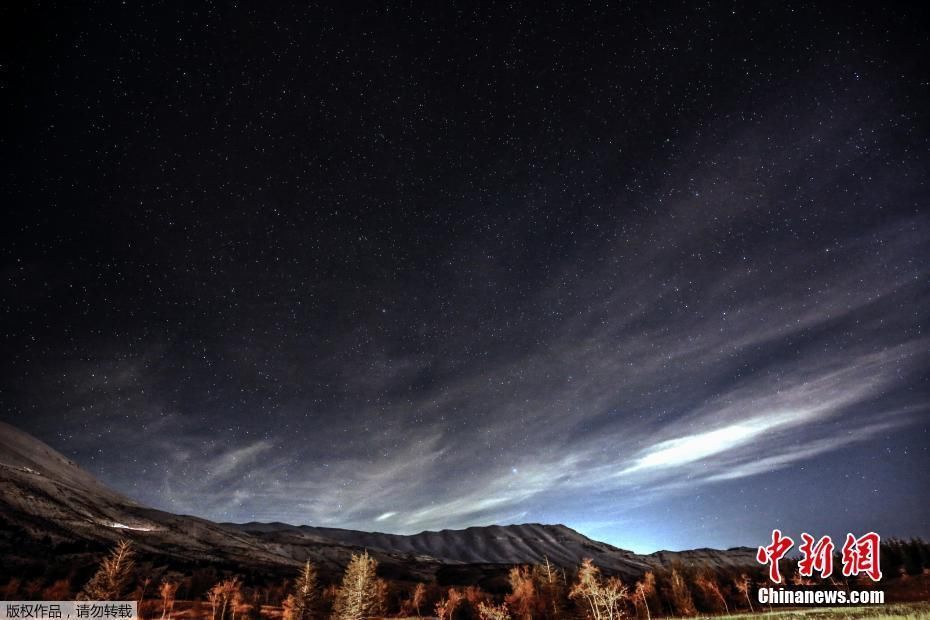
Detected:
left=632, top=572, right=655, bottom=620
left=695, top=572, right=728, bottom=614
left=375, top=580, right=389, bottom=618
left=506, top=567, right=537, bottom=620
left=332, top=552, right=385, bottom=620
left=411, top=583, right=427, bottom=618
left=159, top=580, right=178, bottom=620
left=463, top=586, right=487, bottom=611
left=434, top=588, right=463, bottom=620
left=208, top=578, right=242, bottom=620
left=80, top=540, right=136, bottom=600
left=667, top=569, right=695, bottom=617
left=136, top=577, right=152, bottom=619
left=539, top=557, right=564, bottom=620
left=476, top=601, right=511, bottom=620
left=283, top=561, right=320, bottom=620
left=568, top=559, right=628, bottom=620
left=734, top=574, right=753, bottom=613
left=207, top=584, right=220, bottom=620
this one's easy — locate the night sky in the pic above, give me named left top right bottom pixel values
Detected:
left=3, top=3, right=929, bottom=553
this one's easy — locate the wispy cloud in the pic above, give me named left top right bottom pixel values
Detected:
left=113, top=210, right=928, bottom=541
left=206, top=440, right=275, bottom=481
left=619, top=419, right=786, bottom=476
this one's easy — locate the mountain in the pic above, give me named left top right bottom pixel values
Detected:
left=228, top=522, right=656, bottom=576
left=0, top=421, right=756, bottom=586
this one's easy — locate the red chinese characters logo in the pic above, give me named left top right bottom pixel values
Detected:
left=798, top=533, right=834, bottom=578
left=757, top=530, right=882, bottom=582
left=756, top=529, right=794, bottom=583
left=841, top=532, right=882, bottom=581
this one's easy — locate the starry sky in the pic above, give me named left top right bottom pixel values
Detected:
left=2, top=3, right=929, bottom=553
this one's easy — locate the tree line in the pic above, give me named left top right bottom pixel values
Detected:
left=3, top=537, right=930, bottom=619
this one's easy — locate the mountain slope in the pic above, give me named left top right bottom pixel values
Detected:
left=0, top=421, right=301, bottom=569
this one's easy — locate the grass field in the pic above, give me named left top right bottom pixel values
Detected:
left=670, top=600, right=930, bottom=619
left=166, top=600, right=930, bottom=620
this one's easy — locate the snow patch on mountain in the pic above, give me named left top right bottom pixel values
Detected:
left=107, top=522, right=155, bottom=532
